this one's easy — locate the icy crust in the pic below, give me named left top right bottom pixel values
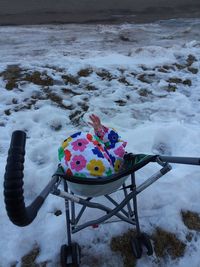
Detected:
left=0, top=19, right=200, bottom=267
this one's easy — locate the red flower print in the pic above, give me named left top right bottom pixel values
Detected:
left=96, top=142, right=104, bottom=152
left=64, top=149, right=72, bottom=161
left=66, top=168, right=73, bottom=177
left=71, top=138, right=89, bottom=152
left=70, top=155, right=87, bottom=172
left=92, top=140, right=98, bottom=146
left=86, top=133, right=93, bottom=141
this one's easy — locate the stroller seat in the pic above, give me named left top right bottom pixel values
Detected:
left=65, top=174, right=129, bottom=197
left=57, top=154, right=156, bottom=197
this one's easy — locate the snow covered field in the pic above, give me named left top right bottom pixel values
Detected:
left=0, top=18, right=200, bottom=267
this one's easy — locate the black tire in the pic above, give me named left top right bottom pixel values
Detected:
left=71, top=243, right=81, bottom=266
left=131, top=237, right=143, bottom=259
left=139, top=233, right=153, bottom=256
left=60, top=245, right=67, bottom=267
left=60, top=243, right=81, bottom=267
left=61, top=245, right=68, bottom=267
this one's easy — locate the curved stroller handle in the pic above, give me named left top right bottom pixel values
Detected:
left=4, top=131, right=57, bottom=227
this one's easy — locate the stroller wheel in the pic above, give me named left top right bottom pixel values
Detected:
left=60, top=243, right=81, bottom=267
left=131, top=237, right=143, bottom=259
left=138, top=233, right=153, bottom=256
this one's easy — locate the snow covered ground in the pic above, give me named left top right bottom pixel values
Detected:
left=0, top=18, right=200, bottom=267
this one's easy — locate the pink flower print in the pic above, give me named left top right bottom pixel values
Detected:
left=113, top=146, right=125, bottom=158
left=70, top=155, right=87, bottom=172
left=103, top=126, right=109, bottom=133
left=71, top=138, right=89, bottom=152
left=103, top=152, right=111, bottom=162
left=122, top=141, right=127, bottom=148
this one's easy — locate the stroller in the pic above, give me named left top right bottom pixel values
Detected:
left=4, top=130, right=200, bottom=267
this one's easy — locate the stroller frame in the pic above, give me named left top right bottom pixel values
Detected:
left=3, top=131, right=200, bottom=266
left=52, top=158, right=171, bottom=238
left=47, top=156, right=172, bottom=265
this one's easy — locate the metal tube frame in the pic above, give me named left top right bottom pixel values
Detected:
left=51, top=157, right=172, bottom=245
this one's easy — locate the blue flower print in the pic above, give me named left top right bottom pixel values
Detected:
left=108, top=153, right=116, bottom=166
left=92, top=147, right=104, bottom=158
left=108, top=142, right=115, bottom=149
left=108, top=130, right=119, bottom=145
left=71, top=132, right=81, bottom=138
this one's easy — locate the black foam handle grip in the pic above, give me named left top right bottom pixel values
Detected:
left=4, top=131, right=45, bottom=226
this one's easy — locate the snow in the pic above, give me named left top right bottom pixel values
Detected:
left=0, top=18, right=200, bottom=266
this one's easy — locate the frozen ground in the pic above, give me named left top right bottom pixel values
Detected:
left=0, top=18, right=200, bottom=267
